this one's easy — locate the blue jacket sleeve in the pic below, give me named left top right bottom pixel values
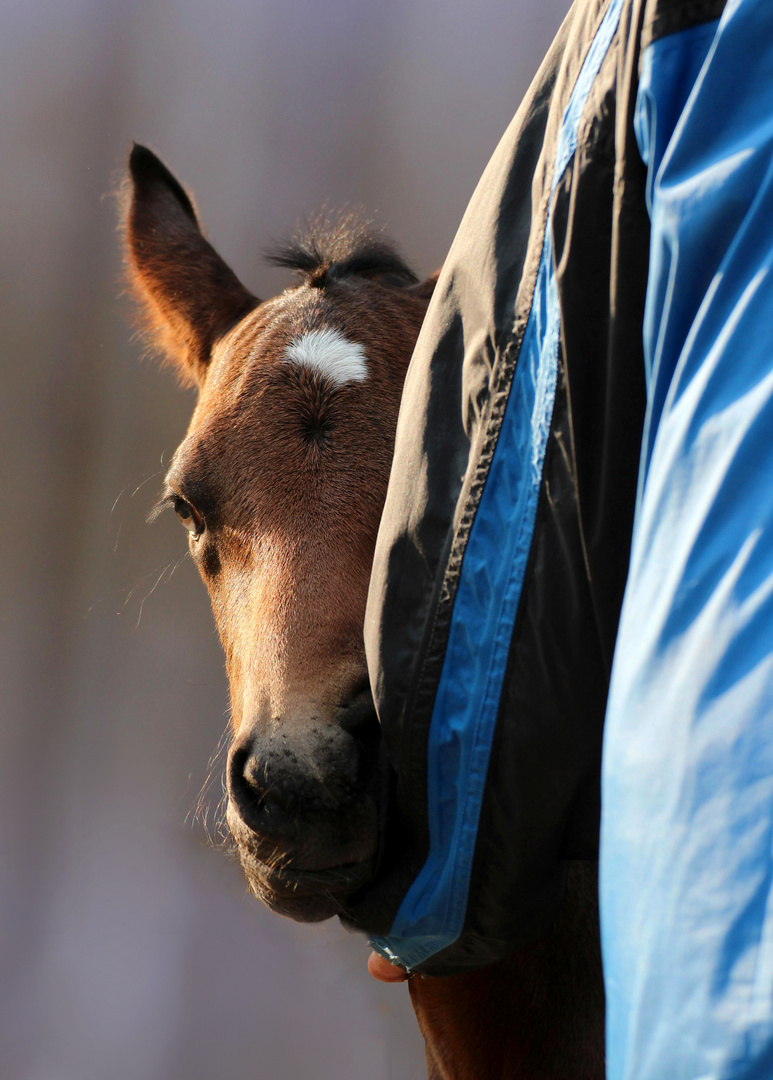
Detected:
left=600, top=4, right=773, bottom=1078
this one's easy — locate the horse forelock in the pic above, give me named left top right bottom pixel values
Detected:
left=265, top=209, right=418, bottom=289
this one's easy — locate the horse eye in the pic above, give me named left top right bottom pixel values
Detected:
left=173, top=497, right=204, bottom=538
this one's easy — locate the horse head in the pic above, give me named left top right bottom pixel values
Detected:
left=125, top=145, right=435, bottom=922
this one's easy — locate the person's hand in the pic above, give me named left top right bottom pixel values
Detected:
left=367, top=950, right=410, bottom=982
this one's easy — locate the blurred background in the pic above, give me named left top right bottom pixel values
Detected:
left=0, top=1, right=570, bottom=1077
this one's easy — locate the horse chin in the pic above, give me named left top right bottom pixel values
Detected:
left=237, top=847, right=377, bottom=923
left=260, top=893, right=340, bottom=924
left=227, top=799, right=379, bottom=923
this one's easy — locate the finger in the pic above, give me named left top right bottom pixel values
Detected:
left=367, top=950, right=409, bottom=982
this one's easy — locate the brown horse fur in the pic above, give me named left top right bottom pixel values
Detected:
left=124, top=144, right=605, bottom=1079
left=408, top=864, right=604, bottom=1080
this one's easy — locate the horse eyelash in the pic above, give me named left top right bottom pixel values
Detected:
left=147, top=490, right=177, bottom=524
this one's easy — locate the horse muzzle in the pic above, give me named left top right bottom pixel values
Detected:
left=225, top=717, right=380, bottom=922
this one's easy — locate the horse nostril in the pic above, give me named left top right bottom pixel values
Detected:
left=336, top=689, right=381, bottom=790
left=337, top=678, right=377, bottom=734
left=227, top=716, right=377, bottom=837
left=244, top=753, right=269, bottom=796
left=227, top=740, right=292, bottom=834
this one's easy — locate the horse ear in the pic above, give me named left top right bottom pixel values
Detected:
left=126, top=144, right=258, bottom=385
left=409, top=269, right=441, bottom=300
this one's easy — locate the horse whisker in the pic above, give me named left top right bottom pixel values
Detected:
left=188, top=722, right=232, bottom=848
left=133, top=552, right=188, bottom=629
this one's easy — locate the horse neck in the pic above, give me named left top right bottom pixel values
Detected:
left=408, top=863, right=605, bottom=1080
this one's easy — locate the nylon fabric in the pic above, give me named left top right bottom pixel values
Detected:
left=372, top=0, right=627, bottom=971
left=601, top=3, right=773, bottom=1076
left=347, top=16, right=576, bottom=955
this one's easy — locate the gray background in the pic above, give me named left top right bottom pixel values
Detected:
left=1, top=1, right=570, bottom=1077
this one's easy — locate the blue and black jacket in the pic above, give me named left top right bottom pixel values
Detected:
left=345, top=0, right=658, bottom=970
left=346, top=0, right=773, bottom=1070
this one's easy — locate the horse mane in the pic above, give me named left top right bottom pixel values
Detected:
left=265, top=211, right=418, bottom=289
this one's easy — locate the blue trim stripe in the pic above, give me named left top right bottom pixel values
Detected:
left=371, top=0, right=626, bottom=971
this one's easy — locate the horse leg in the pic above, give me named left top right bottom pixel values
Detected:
left=408, top=863, right=605, bottom=1080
